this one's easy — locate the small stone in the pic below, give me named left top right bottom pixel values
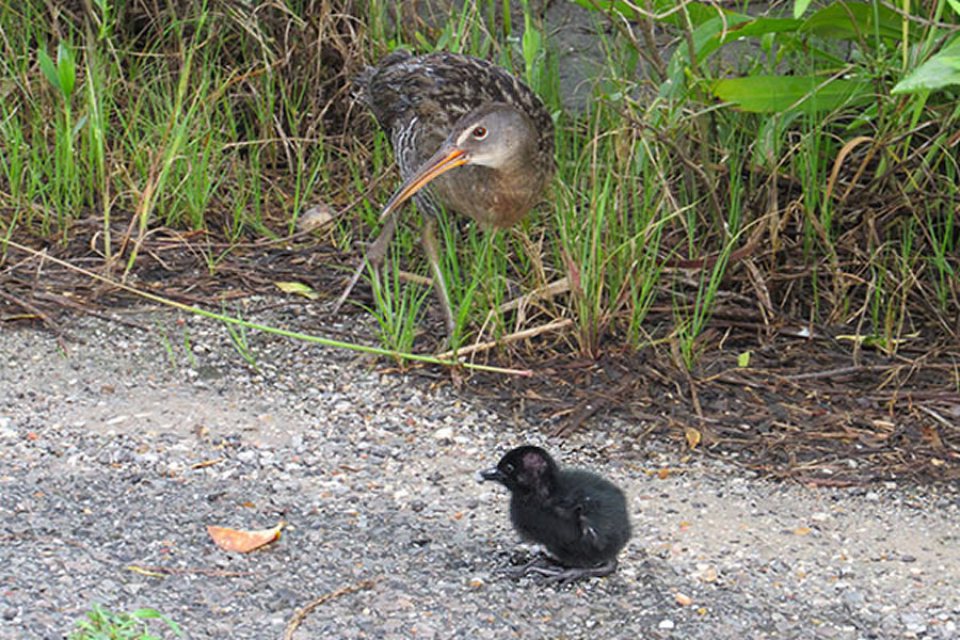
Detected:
left=658, top=619, right=675, bottom=630
left=432, top=426, right=454, bottom=440
left=409, top=500, right=426, bottom=512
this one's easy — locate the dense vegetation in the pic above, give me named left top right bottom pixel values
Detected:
left=1, top=1, right=958, bottom=365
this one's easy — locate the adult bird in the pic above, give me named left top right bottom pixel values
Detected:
left=477, top=445, right=632, bottom=584
left=333, top=50, right=555, bottom=336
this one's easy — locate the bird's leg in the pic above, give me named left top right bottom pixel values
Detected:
left=420, top=214, right=456, bottom=336
left=331, top=214, right=399, bottom=314
left=525, top=558, right=619, bottom=585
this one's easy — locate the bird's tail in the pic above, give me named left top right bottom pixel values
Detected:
left=351, top=65, right=376, bottom=106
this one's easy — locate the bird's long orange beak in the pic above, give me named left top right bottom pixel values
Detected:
left=378, top=145, right=468, bottom=222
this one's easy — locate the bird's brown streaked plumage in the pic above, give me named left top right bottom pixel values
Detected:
left=334, top=50, right=555, bottom=335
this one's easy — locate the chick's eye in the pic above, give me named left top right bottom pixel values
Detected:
left=471, top=126, right=488, bottom=140
left=503, top=463, right=514, bottom=474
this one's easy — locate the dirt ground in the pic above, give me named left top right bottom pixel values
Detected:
left=2, top=303, right=959, bottom=639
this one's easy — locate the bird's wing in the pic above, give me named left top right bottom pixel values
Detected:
left=575, top=496, right=601, bottom=544
left=548, top=493, right=602, bottom=547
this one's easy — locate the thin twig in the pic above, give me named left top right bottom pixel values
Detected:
left=437, top=318, right=573, bottom=360
left=283, top=579, right=376, bottom=640
left=784, top=365, right=894, bottom=381
left=2, top=239, right=532, bottom=377
left=0, top=285, right=69, bottom=353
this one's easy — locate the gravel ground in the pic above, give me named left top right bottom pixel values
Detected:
left=1, top=304, right=958, bottom=639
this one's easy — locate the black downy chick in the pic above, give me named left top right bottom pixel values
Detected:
left=477, top=445, right=631, bottom=583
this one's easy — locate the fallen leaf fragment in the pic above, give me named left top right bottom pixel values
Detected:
left=207, top=521, right=285, bottom=553
left=191, top=458, right=223, bottom=470
left=275, top=281, right=319, bottom=300
left=126, top=565, right=168, bottom=578
left=794, top=527, right=812, bottom=536
left=296, top=203, right=336, bottom=232
left=675, top=592, right=693, bottom=606
left=685, top=427, right=701, bottom=449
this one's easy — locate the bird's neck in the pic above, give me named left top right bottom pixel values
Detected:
left=485, top=156, right=549, bottom=229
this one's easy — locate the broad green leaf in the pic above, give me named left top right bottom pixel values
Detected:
left=663, top=13, right=752, bottom=98
left=800, top=2, right=905, bottom=43
left=573, top=0, right=639, bottom=19
left=949, top=0, right=960, bottom=15
left=892, top=36, right=960, bottom=94
left=712, top=75, right=871, bottom=113
left=793, top=0, right=814, bottom=18
left=37, top=47, right=61, bottom=92
left=737, top=351, right=751, bottom=367
left=666, top=14, right=800, bottom=80
left=573, top=0, right=724, bottom=28
left=56, top=42, right=76, bottom=98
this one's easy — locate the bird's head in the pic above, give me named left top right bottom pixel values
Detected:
left=378, top=103, right=538, bottom=223
left=476, top=445, right=558, bottom=496
left=447, top=103, right=538, bottom=169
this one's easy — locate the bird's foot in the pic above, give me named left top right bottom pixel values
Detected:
left=498, top=554, right=556, bottom=580
left=522, top=559, right=618, bottom=586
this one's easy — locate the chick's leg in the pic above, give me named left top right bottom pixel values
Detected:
left=523, top=558, right=618, bottom=585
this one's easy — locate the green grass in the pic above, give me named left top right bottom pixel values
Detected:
left=69, top=604, right=182, bottom=640
left=365, top=242, right=431, bottom=358
left=1, top=0, right=958, bottom=367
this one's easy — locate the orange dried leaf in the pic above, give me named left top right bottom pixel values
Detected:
left=207, top=521, right=285, bottom=553
left=675, top=592, right=693, bottom=606
left=794, top=527, right=812, bottom=536
left=657, top=468, right=671, bottom=480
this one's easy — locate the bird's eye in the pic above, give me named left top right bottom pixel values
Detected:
left=503, top=463, right=514, bottom=474
left=471, top=126, right=488, bottom=140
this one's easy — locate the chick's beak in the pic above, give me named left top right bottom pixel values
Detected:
left=378, top=144, right=468, bottom=223
left=476, top=467, right=505, bottom=484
